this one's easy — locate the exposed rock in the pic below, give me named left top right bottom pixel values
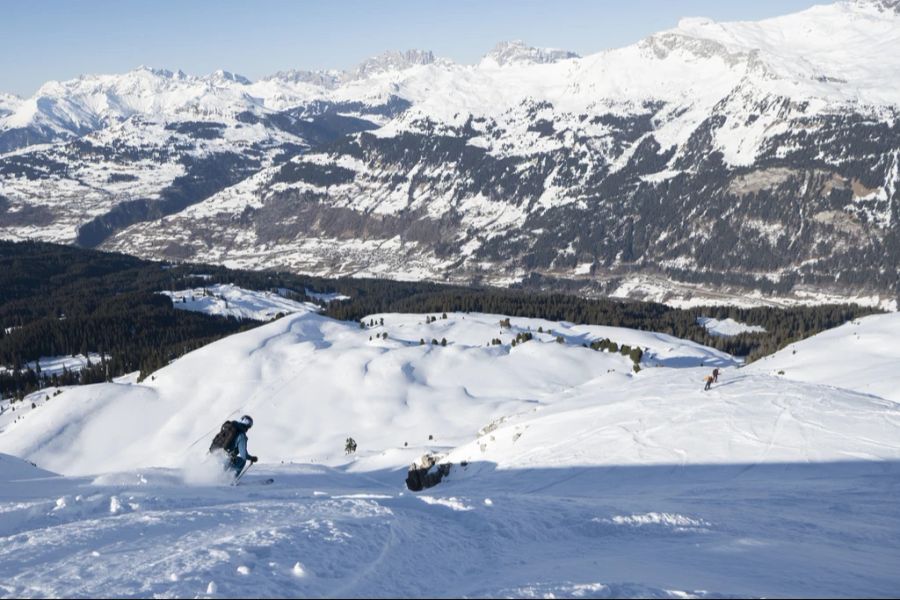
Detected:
left=405, top=453, right=452, bottom=492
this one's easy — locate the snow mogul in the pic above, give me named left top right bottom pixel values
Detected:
left=209, top=414, right=258, bottom=479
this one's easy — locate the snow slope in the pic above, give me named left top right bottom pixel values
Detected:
left=0, top=353, right=107, bottom=377
left=748, top=310, right=900, bottom=402
left=161, top=284, right=319, bottom=321
left=697, top=316, right=766, bottom=337
left=0, top=310, right=734, bottom=476
left=4, top=457, right=898, bottom=598
left=0, top=452, right=57, bottom=482
left=1, top=310, right=899, bottom=597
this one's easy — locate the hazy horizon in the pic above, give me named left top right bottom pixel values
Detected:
left=1, top=0, right=823, bottom=97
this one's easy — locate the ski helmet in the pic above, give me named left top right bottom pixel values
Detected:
left=240, top=414, right=254, bottom=429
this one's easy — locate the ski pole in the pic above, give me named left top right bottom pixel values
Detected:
left=233, top=461, right=253, bottom=485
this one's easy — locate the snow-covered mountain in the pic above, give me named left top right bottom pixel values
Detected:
left=1, top=307, right=899, bottom=596
left=2, top=0, right=899, bottom=307
left=480, top=40, right=580, bottom=67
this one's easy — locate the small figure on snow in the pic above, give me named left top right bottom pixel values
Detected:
left=704, top=374, right=714, bottom=391
left=345, top=437, right=358, bottom=455
left=209, top=414, right=258, bottom=479
left=712, top=368, right=720, bottom=383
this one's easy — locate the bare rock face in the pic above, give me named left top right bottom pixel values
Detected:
left=405, top=453, right=452, bottom=492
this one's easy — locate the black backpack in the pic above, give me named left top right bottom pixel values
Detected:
left=209, top=421, right=240, bottom=455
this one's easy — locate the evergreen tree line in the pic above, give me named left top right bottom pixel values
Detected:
left=323, top=287, right=878, bottom=362
left=0, top=241, right=263, bottom=398
left=0, top=240, right=881, bottom=399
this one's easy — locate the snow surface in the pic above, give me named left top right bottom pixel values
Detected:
left=160, top=284, right=319, bottom=321
left=0, top=353, right=107, bottom=377
left=0, top=310, right=899, bottom=596
left=749, top=310, right=900, bottom=402
left=697, top=316, right=766, bottom=337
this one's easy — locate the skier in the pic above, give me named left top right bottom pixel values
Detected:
left=712, top=368, right=720, bottom=383
left=209, top=414, right=258, bottom=479
left=704, top=374, right=714, bottom=391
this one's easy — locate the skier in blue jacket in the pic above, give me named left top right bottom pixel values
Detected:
left=228, top=415, right=258, bottom=478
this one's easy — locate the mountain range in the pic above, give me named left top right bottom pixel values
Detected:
left=1, top=0, right=898, bottom=308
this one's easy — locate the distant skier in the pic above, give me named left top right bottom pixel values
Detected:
left=704, top=374, right=714, bottom=391
left=209, top=414, right=258, bottom=479
left=712, top=368, right=720, bottom=383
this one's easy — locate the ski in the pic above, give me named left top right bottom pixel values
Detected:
left=237, top=477, right=274, bottom=486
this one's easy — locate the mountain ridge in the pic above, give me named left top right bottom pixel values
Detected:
left=1, top=0, right=898, bottom=308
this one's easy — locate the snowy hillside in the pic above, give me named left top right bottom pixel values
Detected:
left=1, top=310, right=899, bottom=596
left=0, top=310, right=736, bottom=475
left=0, top=353, right=107, bottom=377
left=0, top=452, right=56, bottom=481
left=161, top=284, right=319, bottom=321
left=748, top=310, right=900, bottom=402
left=697, top=316, right=766, bottom=337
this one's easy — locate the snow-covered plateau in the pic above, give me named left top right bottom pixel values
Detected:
left=161, top=284, right=319, bottom=321
left=1, top=308, right=899, bottom=597
left=0, top=353, right=108, bottom=378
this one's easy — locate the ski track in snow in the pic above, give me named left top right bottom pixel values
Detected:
left=1, top=461, right=899, bottom=598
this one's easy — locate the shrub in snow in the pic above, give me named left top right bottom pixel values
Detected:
left=629, top=347, right=644, bottom=365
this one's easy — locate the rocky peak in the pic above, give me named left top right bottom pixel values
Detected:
left=206, top=70, right=252, bottom=86
left=352, top=50, right=437, bottom=79
left=262, top=69, right=343, bottom=89
left=481, top=40, right=579, bottom=67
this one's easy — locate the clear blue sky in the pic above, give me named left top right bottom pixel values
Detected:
left=2, top=0, right=822, bottom=97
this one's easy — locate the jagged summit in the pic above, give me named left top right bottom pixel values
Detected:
left=131, top=65, right=188, bottom=80
left=351, top=49, right=439, bottom=79
left=481, top=40, right=580, bottom=67
left=262, top=69, right=342, bottom=88
left=206, top=69, right=252, bottom=86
